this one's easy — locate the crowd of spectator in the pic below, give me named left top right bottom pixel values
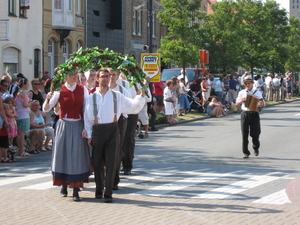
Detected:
left=0, top=72, right=53, bottom=162
left=150, top=69, right=298, bottom=121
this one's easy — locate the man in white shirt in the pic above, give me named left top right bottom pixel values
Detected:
left=236, top=77, right=265, bottom=159
left=215, top=77, right=224, bottom=104
left=108, top=68, right=131, bottom=190
left=117, top=75, right=141, bottom=176
left=272, top=74, right=280, bottom=102
left=84, top=68, right=145, bottom=203
left=265, top=73, right=273, bottom=101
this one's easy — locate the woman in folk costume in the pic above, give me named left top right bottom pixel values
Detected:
left=85, top=69, right=97, bottom=94
left=43, top=70, right=90, bottom=201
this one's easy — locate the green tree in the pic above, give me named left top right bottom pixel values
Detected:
left=263, top=1, right=289, bottom=74
left=157, top=0, right=205, bottom=78
left=286, top=16, right=300, bottom=73
left=203, top=0, right=243, bottom=73
left=236, top=0, right=271, bottom=76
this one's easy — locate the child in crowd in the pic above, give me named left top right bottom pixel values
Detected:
left=0, top=121, right=11, bottom=162
left=3, top=97, right=18, bottom=149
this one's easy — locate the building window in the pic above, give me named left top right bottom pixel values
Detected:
left=133, top=9, right=142, bottom=36
left=48, top=39, right=53, bottom=53
left=93, top=32, right=100, bottom=37
left=93, top=10, right=99, bottom=16
left=8, top=0, right=16, bottom=15
left=137, top=10, right=142, bottom=35
left=62, top=40, right=70, bottom=62
left=0, top=19, right=10, bottom=41
left=34, top=49, right=40, bottom=78
left=54, top=0, right=62, bottom=10
left=19, top=0, right=28, bottom=18
left=66, top=0, right=72, bottom=11
left=132, top=10, right=137, bottom=35
left=48, top=39, right=55, bottom=77
left=76, top=0, right=81, bottom=15
left=3, top=47, right=19, bottom=75
left=76, top=40, right=82, bottom=50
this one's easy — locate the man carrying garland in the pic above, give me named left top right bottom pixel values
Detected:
left=84, top=68, right=145, bottom=203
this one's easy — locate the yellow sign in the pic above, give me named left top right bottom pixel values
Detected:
left=141, top=53, right=161, bottom=82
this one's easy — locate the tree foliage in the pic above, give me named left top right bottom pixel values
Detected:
left=203, top=0, right=243, bottom=73
left=157, top=0, right=206, bottom=75
left=262, top=1, right=289, bottom=73
left=285, top=16, right=300, bottom=72
left=202, top=0, right=289, bottom=74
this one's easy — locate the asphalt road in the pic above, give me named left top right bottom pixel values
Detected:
left=134, top=100, right=300, bottom=173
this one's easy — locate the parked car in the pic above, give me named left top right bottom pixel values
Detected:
left=161, top=68, right=201, bottom=83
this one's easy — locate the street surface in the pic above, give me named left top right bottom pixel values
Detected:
left=1, top=101, right=300, bottom=224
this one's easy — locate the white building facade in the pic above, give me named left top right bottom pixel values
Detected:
left=0, top=0, right=43, bottom=80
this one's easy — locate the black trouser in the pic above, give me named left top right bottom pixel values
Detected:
left=114, top=116, right=128, bottom=186
left=241, top=112, right=261, bottom=155
left=92, top=122, right=119, bottom=198
left=122, top=114, right=138, bottom=171
left=147, top=105, right=156, bottom=129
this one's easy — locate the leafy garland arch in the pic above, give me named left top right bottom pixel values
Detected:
left=50, top=47, right=147, bottom=92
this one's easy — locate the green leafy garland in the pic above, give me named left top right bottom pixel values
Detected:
left=51, top=47, right=147, bottom=92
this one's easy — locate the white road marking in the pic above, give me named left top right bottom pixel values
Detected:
left=131, top=170, right=245, bottom=197
left=192, top=173, right=281, bottom=200
left=0, top=172, right=50, bottom=187
left=20, top=181, right=54, bottom=190
left=252, top=189, right=291, bottom=205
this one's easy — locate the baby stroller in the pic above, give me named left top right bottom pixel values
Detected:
left=135, top=121, right=144, bottom=139
left=186, top=90, right=203, bottom=113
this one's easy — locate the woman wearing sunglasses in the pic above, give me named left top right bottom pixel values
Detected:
left=28, top=78, right=44, bottom=109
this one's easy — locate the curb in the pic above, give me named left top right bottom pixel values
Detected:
left=153, top=98, right=300, bottom=130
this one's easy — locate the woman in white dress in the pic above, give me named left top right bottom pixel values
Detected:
left=163, top=80, right=176, bottom=124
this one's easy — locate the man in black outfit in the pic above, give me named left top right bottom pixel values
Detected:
left=147, top=76, right=158, bottom=131
left=236, top=77, right=265, bottom=158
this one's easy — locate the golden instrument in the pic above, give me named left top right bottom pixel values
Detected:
left=245, top=94, right=262, bottom=112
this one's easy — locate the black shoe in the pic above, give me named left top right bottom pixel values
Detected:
left=124, top=170, right=131, bottom=175
left=113, top=185, right=119, bottom=190
left=254, top=150, right=259, bottom=156
left=104, top=196, right=113, bottom=203
left=73, top=188, right=80, bottom=201
left=60, top=186, right=68, bottom=197
left=95, top=193, right=103, bottom=199
left=243, top=154, right=249, bottom=158
left=150, top=127, right=159, bottom=131
left=73, top=196, right=80, bottom=201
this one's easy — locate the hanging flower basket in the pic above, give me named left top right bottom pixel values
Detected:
left=50, top=47, right=147, bottom=92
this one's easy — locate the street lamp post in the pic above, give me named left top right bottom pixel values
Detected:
left=149, top=0, right=153, bottom=53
